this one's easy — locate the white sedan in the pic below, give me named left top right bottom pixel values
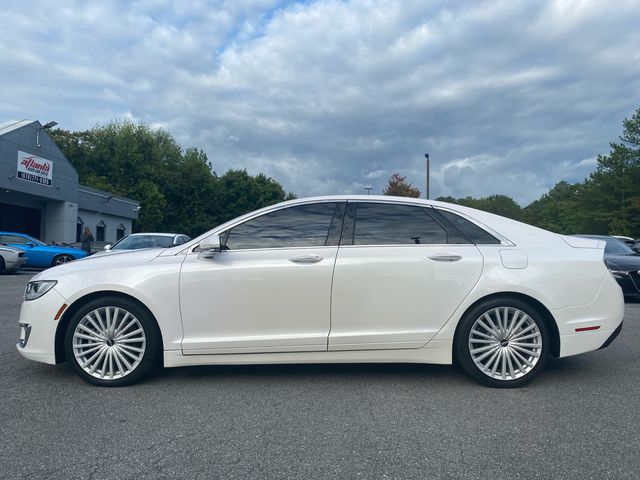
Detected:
left=16, top=196, right=624, bottom=388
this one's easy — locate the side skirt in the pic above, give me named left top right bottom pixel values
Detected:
left=164, top=340, right=452, bottom=368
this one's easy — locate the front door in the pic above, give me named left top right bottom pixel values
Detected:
left=180, top=201, right=345, bottom=355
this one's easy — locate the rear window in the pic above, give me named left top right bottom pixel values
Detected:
left=435, top=210, right=501, bottom=244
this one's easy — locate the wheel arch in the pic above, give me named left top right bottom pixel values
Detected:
left=452, top=292, right=560, bottom=358
left=54, top=290, right=164, bottom=364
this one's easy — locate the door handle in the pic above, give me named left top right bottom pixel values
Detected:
left=289, top=254, right=323, bottom=264
left=427, top=254, right=462, bottom=262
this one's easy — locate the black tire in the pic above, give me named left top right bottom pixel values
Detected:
left=64, top=296, right=160, bottom=387
left=454, top=297, right=550, bottom=388
left=0, top=257, right=5, bottom=273
left=52, top=254, right=74, bottom=267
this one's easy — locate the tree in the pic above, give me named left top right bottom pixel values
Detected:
left=523, top=181, right=584, bottom=233
left=436, top=194, right=523, bottom=221
left=383, top=173, right=421, bottom=198
left=49, top=120, right=295, bottom=237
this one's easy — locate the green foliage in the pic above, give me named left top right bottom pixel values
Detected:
left=436, top=195, right=524, bottom=221
left=383, top=173, right=421, bottom=198
left=49, top=121, right=294, bottom=237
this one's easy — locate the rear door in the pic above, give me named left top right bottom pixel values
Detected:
left=329, top=201, right=484, bottom=351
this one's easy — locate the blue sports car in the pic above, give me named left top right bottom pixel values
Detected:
left=0, top=231, right=88, bottom=268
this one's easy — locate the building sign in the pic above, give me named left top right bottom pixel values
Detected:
left=17, top=150, right=53, bottom=186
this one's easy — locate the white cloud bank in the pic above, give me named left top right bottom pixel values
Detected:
left=1, top=0, right=639, bottom=204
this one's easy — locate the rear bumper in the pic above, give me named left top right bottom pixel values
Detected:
left=554, top=273, right=624, bottom=358
left=598, top=321, right=623, bottom=350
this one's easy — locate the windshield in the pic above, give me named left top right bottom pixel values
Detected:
left=604, top=237, right=635, bottom=255
left=111, top=235, right=175, bottom=250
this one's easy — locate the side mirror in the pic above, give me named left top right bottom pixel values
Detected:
left=26, top=243, right=35, bottom=248
left=104, top=244, right=112, bottom=251
left=197, top=234, right=222, bottom=260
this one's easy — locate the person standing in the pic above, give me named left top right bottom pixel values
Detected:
left=81, top=227, right=94, bottom=255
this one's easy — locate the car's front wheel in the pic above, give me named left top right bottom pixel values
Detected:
left=64, top=296, right=160, bottom=387
left=455, top=298, right=549, bottom=388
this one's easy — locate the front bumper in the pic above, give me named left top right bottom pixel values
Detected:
left=5, top=256, right=27, bottom=271
left=16, top=287, right=68, bottom=365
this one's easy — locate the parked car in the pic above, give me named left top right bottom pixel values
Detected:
left=0, top=245, right=27, bottom=273
left=17, top=196, right=623, bottom=388
left=97, top=233, right=191, bottom=255
left=575, top=235, right=640, bottom=299
left=612, top=235, right=636, bottom=246
left=0, top=232, right=88, bottom=268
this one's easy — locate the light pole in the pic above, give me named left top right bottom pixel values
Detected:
left=364, top=186, right=373, bottom=195
left=424, top=153, right=430, bottom=199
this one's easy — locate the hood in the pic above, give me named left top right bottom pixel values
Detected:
left=32, top=248, right=165, bottom=281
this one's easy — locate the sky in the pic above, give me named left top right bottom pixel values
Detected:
left=1, top=0, right=639, bottom=205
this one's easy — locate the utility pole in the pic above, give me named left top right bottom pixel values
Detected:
left=364, top=186, right=373, bottom=195
left=424, top=153, right=430, bottom=199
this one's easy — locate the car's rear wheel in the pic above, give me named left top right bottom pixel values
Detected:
left=53, top=254, right=74, bottom=266
left=64, top=296, right=160, bottom=387
left=455, top=298, right=549, bottom=388
left=0, top=257, right=5, bottom=273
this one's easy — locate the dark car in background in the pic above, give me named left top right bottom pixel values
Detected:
left=0, top=232, right=88, bottom=268
left=575, top=235, right=640, bottom=299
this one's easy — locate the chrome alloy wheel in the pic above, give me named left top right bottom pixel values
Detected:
left=54, top=255, right=73, bottom=265
left=468, top=307, right=542, bottom=381
left=72, top=306, right=146, bottom=380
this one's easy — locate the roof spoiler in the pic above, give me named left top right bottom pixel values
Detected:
left=560, top=235, right=605, bottom=249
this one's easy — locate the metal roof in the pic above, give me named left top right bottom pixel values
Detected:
left=0, top=120, right=38, bottom=136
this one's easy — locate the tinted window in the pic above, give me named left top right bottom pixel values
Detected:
left=350, top=203, right=447, bottom=245
left=436, top=209, right=501, bottom=244
left=0, top=234, right=43, bottom=245
left=604, top=238, right=634, bottom=255
left=112, top=235, right=175, bottom=250
left=225, top=202, right=341, bottom=250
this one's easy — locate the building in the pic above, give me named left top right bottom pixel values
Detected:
left=0, top=120, right=139, bottom=245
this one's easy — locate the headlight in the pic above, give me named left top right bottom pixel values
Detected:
left=604, top=260, right=625, bottom=279
left=24, top=280, right=58, bottom=301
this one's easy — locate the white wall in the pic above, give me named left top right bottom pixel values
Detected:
left=43, top=201, right=78, bottom=244
left=77, top=209, right=133, bottom=244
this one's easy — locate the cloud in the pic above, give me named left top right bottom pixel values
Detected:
left=1, top=0, right=639, bottom=205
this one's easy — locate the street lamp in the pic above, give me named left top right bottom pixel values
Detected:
left=364, top=186, right=373, bottom=195
left=425, top=153, right=430, bottom=200
left=37, top=120, right=58, bottom=148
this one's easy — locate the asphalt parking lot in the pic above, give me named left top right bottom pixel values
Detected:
left=1, top=273, right=639, bottom=480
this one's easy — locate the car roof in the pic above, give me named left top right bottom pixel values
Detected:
left=0, top=231, right=31, bottom=236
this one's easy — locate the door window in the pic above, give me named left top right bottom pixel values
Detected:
left=348, top=203, right=448, bottom=245
left=224, top=202, right=343, bottom=250
left=434, top=209, right=500, bottom=244
left=0, top=234, right=31, bottom=245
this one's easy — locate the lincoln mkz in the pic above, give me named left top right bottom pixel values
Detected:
left=17, top=196, right=624, bottom=388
